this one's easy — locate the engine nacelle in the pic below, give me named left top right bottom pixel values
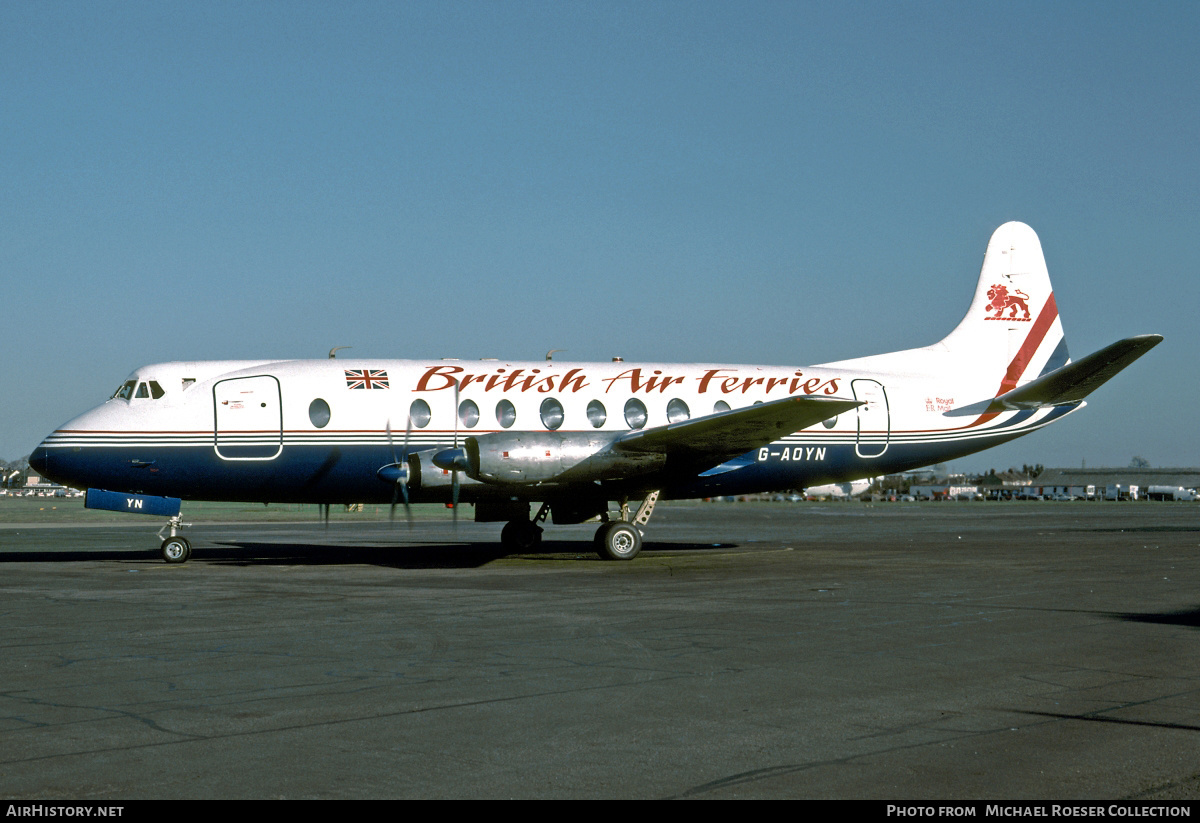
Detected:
left=407, top=448, right=483, bottom=492
left=464, top=432, right=664, bottom=485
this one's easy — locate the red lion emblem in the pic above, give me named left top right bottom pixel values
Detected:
left=984, top=284, right=1031, bottom=321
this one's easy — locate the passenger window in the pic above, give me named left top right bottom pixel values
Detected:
left=540, top=398, right=564, bottom=430
left=409, top=399, right=432, bottom=428
left=459, top=399, right=480, bottom=429
left=587, top=400, right=607, bottom=428
left=666, top=398, right=690, bottom=424
left=309, top=398, right=331, bottom=428
left=496, top=399, right=516, bottom=429
left=624, top=398, right=647, bottom=429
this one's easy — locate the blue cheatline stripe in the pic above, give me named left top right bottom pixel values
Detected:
left=1038, top=337, right=1071, bottom=376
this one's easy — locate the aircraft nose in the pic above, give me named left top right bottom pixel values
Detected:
left=28, top=443, right=51, bottom=478
left=29, top=437, right=91, bottom=490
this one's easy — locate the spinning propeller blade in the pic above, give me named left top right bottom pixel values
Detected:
left=384, top=417, right=413, bottom=529
left=451, top=380, right=460, bottom=529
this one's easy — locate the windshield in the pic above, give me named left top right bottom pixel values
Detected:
left=111, top=379, right=166, bottom=401
left=110, top=380, right=136, bottom=401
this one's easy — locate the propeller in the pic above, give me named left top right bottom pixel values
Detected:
left=430, top=380, right=473, bottom=529
left=380, top=416, right=413, bottom=528
left=428, top=380, right=466, bottom=529
left=451, top=379, right=460, bottom=529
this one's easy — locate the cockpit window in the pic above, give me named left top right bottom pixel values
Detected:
left=111, top=380, right=137, bottom=400
left=112, top=379, right=166, bottom=401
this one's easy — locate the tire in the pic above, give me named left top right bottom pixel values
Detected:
left=595, top=521, right=642, bottom=561
left=501, top=520, right=542, bottom=552
left=161, top=536, right=191, bottom=564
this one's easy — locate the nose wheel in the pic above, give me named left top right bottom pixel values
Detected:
left=160, top=535, right=192, bottom=563
left=157, top=515, right=193, bottom=563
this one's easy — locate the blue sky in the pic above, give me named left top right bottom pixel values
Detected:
left=3, top=1, right=1196, bottom=473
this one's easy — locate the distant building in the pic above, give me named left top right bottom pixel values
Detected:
left=977, top=470, right=1035, bottom=491
left=1037, top=467, right=1200, bottom=488
left=21, top=473, right=68, bottom=493
left=1026, top=468, right=1200, bottom=501
left=908, top=467, right=1200, bottom=502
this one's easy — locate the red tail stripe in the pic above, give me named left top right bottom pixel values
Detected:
left=967, top=293, right=1059, bottom=429
left=997, top=293, right=1059, bottom=396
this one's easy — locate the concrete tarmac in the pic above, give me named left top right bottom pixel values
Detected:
left=1, top=502, right=1198, bottom=799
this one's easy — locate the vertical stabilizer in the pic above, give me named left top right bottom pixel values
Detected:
left=938, top=222, right=1070, bottom=395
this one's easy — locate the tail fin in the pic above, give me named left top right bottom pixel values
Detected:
left=938, top=221, right=1070, bottom=395
left=818, top=222, right=1160, bottom=406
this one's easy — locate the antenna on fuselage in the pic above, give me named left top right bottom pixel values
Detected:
left=328, top=346, right=352, bottom=359
left=546, top=349, right=566, bottom=361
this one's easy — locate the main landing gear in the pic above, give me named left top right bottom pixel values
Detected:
left=594, top=490, right=659, bottom=561
left=157, top=514, right=192, bottom=564
left=500, top=503, right=547, bottom=552
left=500, top=492, right=660, bottom=561
left=593, top=521, right=642, bottom=560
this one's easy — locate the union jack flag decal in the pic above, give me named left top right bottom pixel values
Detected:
left=344, top=369, right=390, bottom=390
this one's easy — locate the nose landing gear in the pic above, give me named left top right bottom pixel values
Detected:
left=157, top=515, right=192, bottom=563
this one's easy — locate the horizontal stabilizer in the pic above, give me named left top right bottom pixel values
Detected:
left=616, top=395, right=861, bottom=464
left=992, top=334, right=1162, bottom=410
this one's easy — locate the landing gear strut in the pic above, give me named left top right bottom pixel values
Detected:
left=157, top=514, right=192, bottom=563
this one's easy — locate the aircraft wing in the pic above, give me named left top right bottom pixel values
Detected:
left=993, top=334, right=1163, bottom=410
left=613, top=395, right=861, bottom=468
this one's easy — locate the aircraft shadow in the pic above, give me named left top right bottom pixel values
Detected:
left=1087, top=525, right=1200, bottom=533
left=200, top=540, right=740, bottom=568
left=0, top=540, right=740, bottom=569
left=1014, top=710, right=1200, bottom=734
left=1106, top=606, right=1200, bottom=629
left=976, top=603, right=1200, bottom=632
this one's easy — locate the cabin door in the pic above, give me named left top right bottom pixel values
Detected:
left=852, top=379, right=890, bottom=458
left=213, top=375, right=283, bottom=460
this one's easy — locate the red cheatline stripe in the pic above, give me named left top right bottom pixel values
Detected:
left=968, top=293, right=1059, bottom=428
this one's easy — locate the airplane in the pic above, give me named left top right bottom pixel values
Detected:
left=29, top=222, right=1161, bottom=564
left=804, top=478, right=874, bottom=500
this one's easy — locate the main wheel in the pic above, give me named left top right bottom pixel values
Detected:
left=501, top=520, right=543, bottom=552
left=161, top=536, right=191, bottom=564
left=595, top=521, right=642, bottom=561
